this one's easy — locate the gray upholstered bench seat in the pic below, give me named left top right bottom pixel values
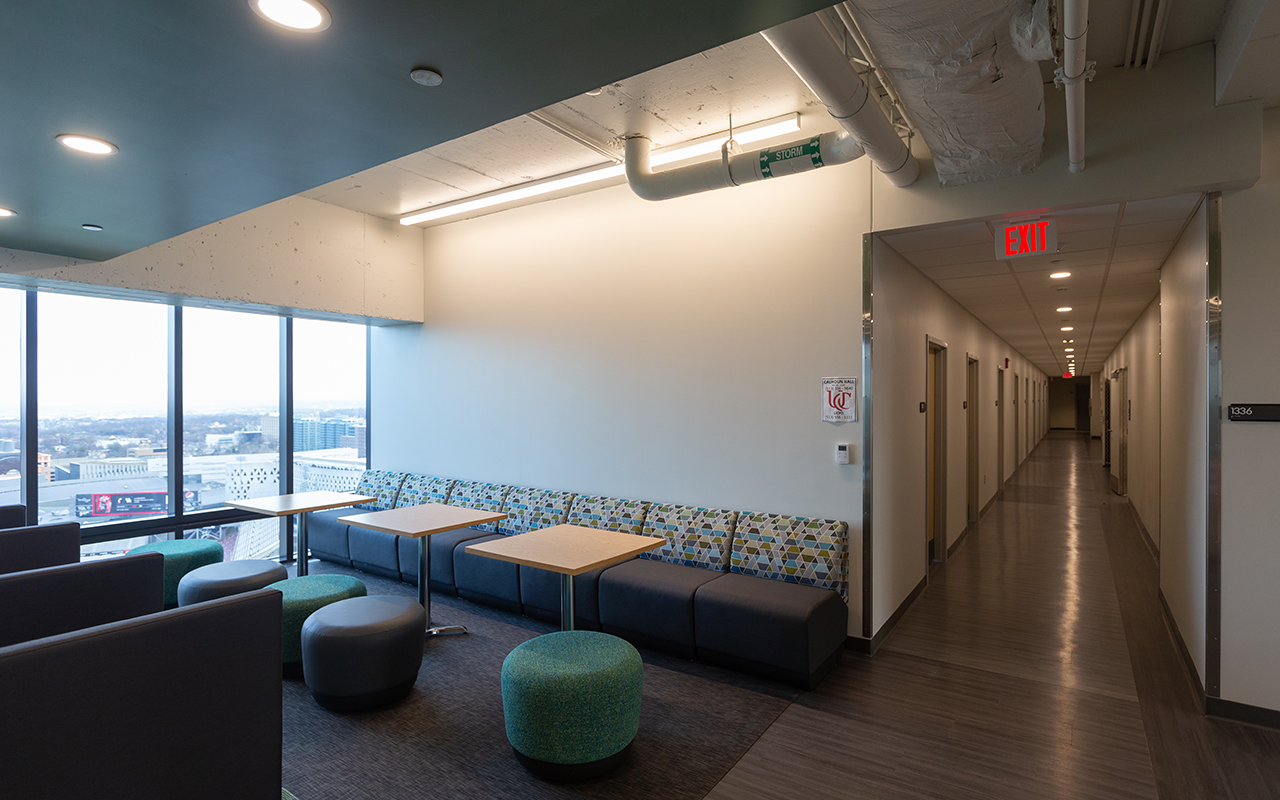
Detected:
left=598, top=559, right=722, bottom=658
left=694, top=573, right=847, bottom=690
left=306, top=507, right=353, bottom=568
left=519, top=564, right=610, bottom=631
left=454, top=533, right=523, bottom=612
left=397, top=527, right=493, bottom=594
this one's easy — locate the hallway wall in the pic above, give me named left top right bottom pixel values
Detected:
left=1220, top=106, right=1280, bottom=713
left=1103, top=296, right=1162, bottom=549
left=1160, top=201, right=1209, bottom=684
left=870, top=238, right=1046, bottom=636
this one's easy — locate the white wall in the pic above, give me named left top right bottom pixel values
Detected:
left=1220, top=107, right=1280, bottom=713
left=870, top=239, right=1045, bottom=635
left=374, top=159, right=873, bottom=631
left=1103, top=296, right=1162, bottom=549
left=0, top=196, right=424, bottom=323
left=1160, top=201, right=1208, bottom=684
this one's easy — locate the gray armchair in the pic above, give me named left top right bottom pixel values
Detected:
left=0, top=521, right=80, bottom=575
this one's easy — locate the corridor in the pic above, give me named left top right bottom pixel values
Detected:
left=709, top=432, right=1280, bottom=800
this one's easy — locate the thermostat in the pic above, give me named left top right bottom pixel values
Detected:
left=835, top=443, right=850, bottom=465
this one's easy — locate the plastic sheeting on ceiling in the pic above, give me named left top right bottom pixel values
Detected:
left=846, top=0, right=1049, bottom=187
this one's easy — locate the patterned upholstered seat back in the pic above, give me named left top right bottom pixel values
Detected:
left=567, top=495, right=650, bottom=535
left=640, top=504, right=738, bottom=572
left=354, top=470, right=409, bottom=511
left=730, top=512, right=848, bottom=597
left=395, top=475, right=456, bottom=508
left=499, top=487, right=576, bottom=536
left=445, top=480, right=512, bottom=534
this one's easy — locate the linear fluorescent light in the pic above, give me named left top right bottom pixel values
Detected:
left=400, top=113, right=801, bottom=226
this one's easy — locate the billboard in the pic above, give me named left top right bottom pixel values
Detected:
left=76, top=491, right=168, bottom=518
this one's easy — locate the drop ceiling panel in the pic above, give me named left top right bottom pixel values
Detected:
left=1121, top=193, right=1203, bottom=226
left=919, top=262, right=1010, bottom=281
left=881, top=222, right=992, bottom=253
left=1110, top=258, right=1164, bottom=275
left=1056, top=228, right=1116, bottom=251
left=1115, top=218, right=1186, bottom=246
left=1052, top=205, right=1121, bottom=233
left=1007, top=248, right=1111, bottom=272
left=935, top=273, right=1020, bottom=292
left=1113, top=242, right=1173, bottom=262
left=908, top=242, right=999, bottom=269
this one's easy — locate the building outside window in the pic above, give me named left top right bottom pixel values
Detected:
left=0, top=289, right=22, bottom=512
left=292, top=318, right=366, bottom=493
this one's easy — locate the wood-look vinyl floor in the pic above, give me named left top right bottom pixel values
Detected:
left=708, top=432, right=1280, bottom=800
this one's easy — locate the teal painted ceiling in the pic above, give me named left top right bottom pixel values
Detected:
left=0, top=0, right=832, bottom=261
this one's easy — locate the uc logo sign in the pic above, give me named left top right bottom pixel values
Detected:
left=827, top=390, right=851, bottom=411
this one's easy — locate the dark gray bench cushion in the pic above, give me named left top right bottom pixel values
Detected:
left=349, top=525, right=401, bottom=580
left=693, top=572, right=847, bottom=690
left=598, top=558, right=723, bottom=658
left=0, top=504, right=26, bottom=530
left=397, top=527, right=493, bottom=594
left=306, top=508, right=352, bottom=567
left=454, top=534, right=521, bottom=613
left=0, top=522, right=81, bottom=576
left=0, top=552, right=165, bottom=647
left=518, top=563, right=612, bottom=631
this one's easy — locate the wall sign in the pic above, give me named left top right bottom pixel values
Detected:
left=1227, top=403, right=1280, bottom=421
left=822, top=377, right=858, bottom=423
left=996, top=218, right=1058, bottom=260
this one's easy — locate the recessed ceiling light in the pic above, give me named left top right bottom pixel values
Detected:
left=0, top=207, right=15, bottom=217
left=1061, top=326, right=1074, bottom=331
left=250, top=0, right=331, bottom=31
left=1050, top=272, right=1071, bottom=279
left=82, top=224, right=104, bottom=232
left=56, top=134, right=118, bottom=155
left=1065, top=348, right=1074, bottom=352
left=1056, top=306, right=1072, bottom=312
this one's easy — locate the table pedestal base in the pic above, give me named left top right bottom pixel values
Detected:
left=420, top=537, right=466, bottom=638
left=561, top=572, right=575, bottom=632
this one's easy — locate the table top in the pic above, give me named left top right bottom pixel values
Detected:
left=464, top=524, right=665, bottom=576
left=226, top=491, right=377, bottom=517
left=339, top=502, right=506, bottom=538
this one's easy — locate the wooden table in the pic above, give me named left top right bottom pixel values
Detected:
left=340, top=503, right=506, bottom=637
left=465, top=524, right=664, bottom=631
left=226, top=491, right=375, bottom=577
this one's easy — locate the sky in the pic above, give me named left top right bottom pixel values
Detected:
left=1, top=288, right=366, bottom=419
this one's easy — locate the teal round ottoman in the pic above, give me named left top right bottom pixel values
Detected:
left=501, top=631, right=643, bottom=781
left=128, top=539, right=224, bottom=609
left=268, top=574, right=367, bottom=677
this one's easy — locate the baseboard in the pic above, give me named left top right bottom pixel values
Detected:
left=948, top=494, right=1000, bottom=558
left=1159, top=588, right=1206, bottom=709
left=1125, top=501, right=1159, bottom=563
left=1205, top=696, right=1280, bottom=730
left=848, top=575, right=928, bottom=657
left=846, top=635, right=871, bottom=655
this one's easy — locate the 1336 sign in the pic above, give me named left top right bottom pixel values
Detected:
left=822, top=377, right=858, bottom=423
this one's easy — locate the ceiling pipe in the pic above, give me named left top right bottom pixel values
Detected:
left=760, top=13, right=919, bottom=187
left=1058, top=0, right=1093, bottom=173
left=624, top=131, right=865, bottom=202
left=835, top=2, right=918, bottom=137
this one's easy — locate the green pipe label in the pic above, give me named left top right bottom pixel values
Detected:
left=759, top=137, right=824, bottom=178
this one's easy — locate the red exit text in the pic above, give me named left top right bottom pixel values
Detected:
left=996, top=218, right=1058, bottom=260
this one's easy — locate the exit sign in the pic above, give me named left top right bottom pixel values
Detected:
left=996, top=219, right=1058, bottom=260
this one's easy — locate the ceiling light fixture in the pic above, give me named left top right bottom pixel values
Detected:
left=1056, top=306, right=1072, bottom=312
left=400, top=113, right=802, bottom=226
left=251, top=0, right=331, bottom=30
left=1049, top=272, right=1071, bottom=279
left=56, top=134, right=118, bottom=155
left=1061, top=326, right=1074, bottom=331
left=410, top=68, right=442, bottom=87
left=0, top=207, right=15, bottom=217
left=1065, top=348, right=1074, bottom=352
left=82, top=224, right=104, bottom=232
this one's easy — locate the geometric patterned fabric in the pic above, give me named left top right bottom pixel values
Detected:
left=729, top=512, right=848, bottom=598
left=395, top=475, right=456, bottom=508
left=567, top=495, right=650, bottom=536
left=446, top=480, right=512, bottom=534
left=500, top=487, right=576, bottom=536
left=640, top=504, right=738, bottom=572
left=354, top=470, right=408, bottom=511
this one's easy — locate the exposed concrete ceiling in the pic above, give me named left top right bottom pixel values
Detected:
left=879, top=193, right=1203, bottom=377
left=0, top=0, right=835, bottom=262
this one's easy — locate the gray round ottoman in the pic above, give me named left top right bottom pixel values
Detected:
left=301, top=595, right=426, bottom=712
left=176, top=559, right=288, bottom=606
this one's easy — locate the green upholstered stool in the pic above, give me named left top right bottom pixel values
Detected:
left=128, top=539, right=224, bottom=609
left=501, top=630, right=643, bottom=781
left=269, top=574, right=367, bottom=677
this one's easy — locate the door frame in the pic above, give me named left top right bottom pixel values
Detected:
left=926, top=336, right=948, bottom=567
left=997, top=368, right=1005, bottom=497
left=966, top=355, right=980, bottom=525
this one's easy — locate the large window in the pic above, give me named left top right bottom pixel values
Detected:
left=0, top=289, right=22, bottom=514
left=183, top=307, right=281, bottom=560
left=37, top=294, right=168, bottom=531
left=293, top=318, right=366, bottom=493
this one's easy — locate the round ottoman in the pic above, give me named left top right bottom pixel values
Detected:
left=269, top=574, right=367, bottom=677
left=501, top=630, right=643, bottom=781
left=128, top=539, right=224, bottom=609
left=301, top=595, right=426, bottom=712
left=177, top=559, right=288, bottom=607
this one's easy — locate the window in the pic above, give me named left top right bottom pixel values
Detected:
left=37, top=294, right=168, bottom=533
left=293, top=318, right=366, bottom=493
left=0, top=289, right=22, bottom=514
left=183, top=307, right=281, bottom=560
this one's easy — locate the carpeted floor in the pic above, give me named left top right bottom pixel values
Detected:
left=282, top=562, right=800, bottom=800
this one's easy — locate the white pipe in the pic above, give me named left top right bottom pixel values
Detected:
left=1123, top=0, right=1143, bottom=68
left=1146, top=0, right=1170, bottom=70
left=1063, top=0, right=1090, bottom=172
left=624, top=131, right=865, bottom=202
left=1134, top=0, right=1154, bottom=68
left=761, top=13, right=918, bottom=187
left=836, top=2, right=918, bottom=136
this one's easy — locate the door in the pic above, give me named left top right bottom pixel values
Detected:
left=1110, top=368, right=1129, bottom=495
left=966, top=357, right=980, bottom=524
left=997, top=369, right=1005, bottom=493
left=926, top=341, right=946, bottom=565
left=1103, top=378, right=1112, bottom=468
left=1013, top=374, right=1020, bottom=465
left=1075, top=378, right=1090, bottom=430
left=1025, top=377, right=1030, bottom=454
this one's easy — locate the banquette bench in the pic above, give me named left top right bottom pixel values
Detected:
left=308, top=470, right=848, bottom=689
